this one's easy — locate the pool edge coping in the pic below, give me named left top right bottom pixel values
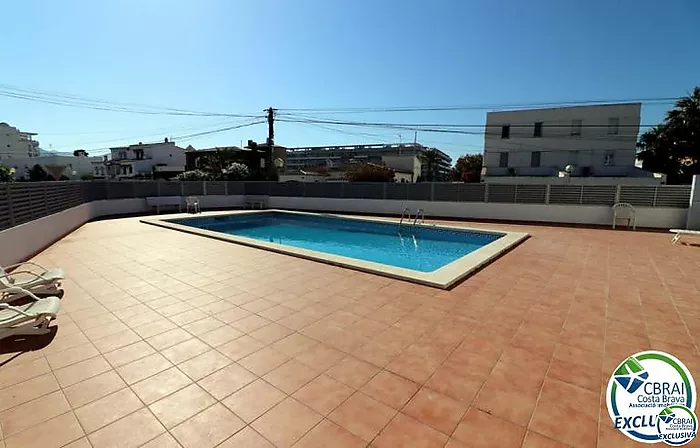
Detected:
left=140, top=209, right=530, bottom=289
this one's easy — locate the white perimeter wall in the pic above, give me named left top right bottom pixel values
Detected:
left=0, top=196, right=245, bottom=266
left=0, top=203, right=93, bottom=267
left=267, top=197, right=687, bottom=229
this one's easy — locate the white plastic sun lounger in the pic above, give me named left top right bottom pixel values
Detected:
left=0, top=288, right=60, bottom=340
left=0, top=262, right=65, bottom=299
left=670, top=229, right=700, bottom=244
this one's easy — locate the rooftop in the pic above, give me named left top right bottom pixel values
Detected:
left=1, top=213, right=698, bottom=447
left=110, top=140, right=176, bottom=151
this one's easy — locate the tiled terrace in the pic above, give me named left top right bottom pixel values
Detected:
left=1, top=214, right=699, bottom=448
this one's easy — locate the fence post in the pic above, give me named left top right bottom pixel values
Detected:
left=224, top=181, right=228, bottom=196
left=6, top=185, right=15, bottom=227
left=687, top=175, right=700, bottom=229
left=430, top=182, right=435, bottom=201
left=615, top=185, right=621, bottom=204
left=484, top=184, right=489, bottom=203
left=180, top=182, right=185, bottom=197
left=382, top=183, right=387, bottom=200
left=652, top=186, right=659, bottom=207
left=203, top=181, right=207, bottom=196
left=514, top=185, right=519, bottom=204
left=43, top=183, right=49, bottom=216
left=579, top=185, right=584, bottom=205
left=545, top=185, right=551, bottom=204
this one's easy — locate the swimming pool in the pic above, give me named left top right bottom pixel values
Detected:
left=143, top=210, right=529, bottom=288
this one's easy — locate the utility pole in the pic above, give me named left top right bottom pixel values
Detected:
left=414, top=131, right=417, bottom=144
left=265, top=107, right=277, bottom=146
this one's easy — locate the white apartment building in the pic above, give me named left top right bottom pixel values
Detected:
left=0, top=122, right=40, bottom=159
left=0, top=122, right=100, bottom=179
left=482, top=103, right=660, bottom=184
left=102, top=138, right=186, bottom=179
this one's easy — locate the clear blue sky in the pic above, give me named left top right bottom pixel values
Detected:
left=1, top=0, right=699, bottom=161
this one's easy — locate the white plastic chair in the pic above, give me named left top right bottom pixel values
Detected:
left=186, top=196, right=200, bottom=214
left=612, top=203, right=636, bottom=230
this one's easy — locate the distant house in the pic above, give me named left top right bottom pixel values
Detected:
left=285, top=143, right=451, bottom=182
left=103, top=138, right=186, bottom=179
left=482, top=103, right=662, bottom=184
left=279, top=162, right=414, bottom=183
left=185, top=142, right=287, bottom=179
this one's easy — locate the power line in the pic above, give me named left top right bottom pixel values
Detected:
left=40, top=117, right=236, bottom=137
left=276, top=116, right=646, bottom=146
left=174, top=120, right=265, bottom=141
left=281, top=117, right=645, bottom=157
left=0, top=84, right=261, bottom=118
left=278, top=113, right=657, bottom=129
left=287, top=120, right=397, bottom=142
left=47, top=119, right=264, bottom=155
left=47, top=118, right=251, bottom=152
left=278, top=97, right=680, bottom=114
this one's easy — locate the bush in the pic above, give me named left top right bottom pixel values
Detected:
left=345, top=163, right=395, bottom=182
left=175, top=170, right=213, bottom=181
left=81, top=174, right=96, bottom=181
left=27, top=164, right=48, bottom=181
left=0, top=166, right=15, bottom=183
left=223, top=162, right=250, bottom=181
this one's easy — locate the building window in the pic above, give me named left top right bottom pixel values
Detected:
left=604, top=154, right=614, bottom=166
left=533, top=122, right=543, bottom=138
left=571, top=119, right=582, bottom=136
left=501, top=125, right=510, bottom=139
left=608, top=117, right=620, bottom=135
left=499, top=152, right=509, bottom=168
left=530, top=151, right=541, bottom=167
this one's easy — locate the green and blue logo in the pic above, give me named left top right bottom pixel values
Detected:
left=607, top=351, right=697, bottom=445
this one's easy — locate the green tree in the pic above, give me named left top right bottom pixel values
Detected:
left=27, top=164, right=48, bottom=181
left=345, top=163, right=395, bottom=182
left=637, top=87, right=700, bottom=184
left=418, top=148, right=442, bottom=181
left=451, top=154, right=483, bottom=182
left=0, top=166, right=15, bottom=182
left=197, top=150, right=239, bottom=175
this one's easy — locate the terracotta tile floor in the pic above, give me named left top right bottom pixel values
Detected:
left=1, top=214, right=699, bottom=448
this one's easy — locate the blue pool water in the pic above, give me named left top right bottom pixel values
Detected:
left=170, top=212, right=503, bottom=272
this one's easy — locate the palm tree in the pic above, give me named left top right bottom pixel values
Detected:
left=637, top=86, right=700, bottom=184
left=418, top=148, right=442, bottom=181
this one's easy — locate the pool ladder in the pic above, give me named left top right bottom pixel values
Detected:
left=412, top=209, right=425, bottom=227
left=399, top=208, right=425, bottom=231
left=399, top=208, right=411, bottom=230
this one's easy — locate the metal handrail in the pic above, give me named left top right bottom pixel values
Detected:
left=399, top=208, right=411, bottom=230
left=412, top=209, right=425, bottom=227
